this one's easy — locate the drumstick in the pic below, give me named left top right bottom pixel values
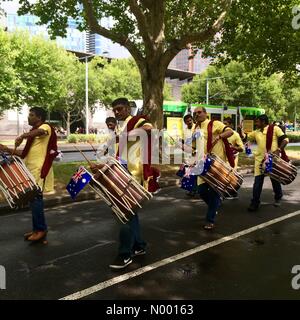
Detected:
left=88, top=141, right=97, bottom=153
left=73, top=145, right=93, bottom=166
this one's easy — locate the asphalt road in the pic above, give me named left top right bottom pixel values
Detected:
left=1, top=174, right=300, bottom=300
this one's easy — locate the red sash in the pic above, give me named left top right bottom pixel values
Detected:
left=207, top=120, right=235, bottom=168
left=117, top=116, right=160, bottom=192
left=21, top=123, right=58, bottom=179
left=266, top=124, right=289, bottom=162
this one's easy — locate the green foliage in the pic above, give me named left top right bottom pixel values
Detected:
left=203, top=0, right=300, bottom=76
left=92, top=57, right=142, bottom=107
left=67, top=134, right=108, bottom=144
left=181, top=61, right=289, bottom=121
left=287, top=133, right=300, bottom=142
left=67, top=134, right=78, bottom=143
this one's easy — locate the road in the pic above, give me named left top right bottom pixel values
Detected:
left=0, top=174, right=300, bottom=300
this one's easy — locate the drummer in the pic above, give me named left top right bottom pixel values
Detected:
left=239, top=114, right=289, bottom=211
left=192, top=107, right=234, bottom=230
left=0, top=107, right=57, bottom=242
left=90, top=97, right=159, bottom=270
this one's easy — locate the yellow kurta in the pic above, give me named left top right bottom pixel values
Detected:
left=228, top=130, right=244, bottom=169
left=247, top=125, right=288, bottom=176
left=24, top=123, right=54, bottom=193
left=117, top=116, right=152, bottom=186
left=195, top=119, right=232, bottom=185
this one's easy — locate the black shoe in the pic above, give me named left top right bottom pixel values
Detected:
left=132, top=249, right=146, bottom=257
left=247, top=203, right=259, bottom=212
left=109, top=256, right=132, bottom=269
left=273, top=199, right=281, bottom=207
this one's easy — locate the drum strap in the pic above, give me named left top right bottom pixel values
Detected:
left=207, top=121, right=235, bottom=168
left=116, top=115, right=160, bottom=193
left=266, top=125, right=289, bottom=162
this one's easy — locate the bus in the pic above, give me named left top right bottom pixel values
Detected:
left=131, top=100, right=265, bottom=135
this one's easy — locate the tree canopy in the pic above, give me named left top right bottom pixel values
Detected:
left=181, top=61, right=300, bottom=122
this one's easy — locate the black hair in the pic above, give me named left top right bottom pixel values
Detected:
left=183, top=114, right=193, bottom=122
left=223, top=117, right=232, bottom=125
left=112, top=98, right=130, bottom=108
left=29, top=107, right=47, bottom=122
left=105, top=117, right=117, bottom=124
left=257, top=114, right=269, bottom=125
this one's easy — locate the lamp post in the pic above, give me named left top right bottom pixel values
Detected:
left=78, top=54, right=94, bottom=134
left=205, top=76, right=225, bottom=105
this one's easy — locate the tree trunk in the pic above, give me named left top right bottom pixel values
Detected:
left=66, top=111, right=71, bottom=136
left=140, top=64, right=165, bottom=129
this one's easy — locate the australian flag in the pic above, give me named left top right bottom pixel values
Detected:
left=66, top=167, right=92, bottom=199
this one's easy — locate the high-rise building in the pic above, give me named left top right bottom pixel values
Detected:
left=0, top=0, right=130, bottom=58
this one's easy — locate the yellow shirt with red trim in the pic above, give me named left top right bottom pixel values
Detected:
left=117, top=115, right=152, bottom=185
left=228, top=130, right=244, bottom=169
left=24, top=123, right=54, bottom=193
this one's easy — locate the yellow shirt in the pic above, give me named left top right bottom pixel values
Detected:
left=24, top=123, right=54, bottom=193
left=228, top=130, right=244, bottom=169
left=117, top=116, right=152, bottom=186
left=195, top=119, right=232, bottom=184
left=247, top=125, right=288, bottom=176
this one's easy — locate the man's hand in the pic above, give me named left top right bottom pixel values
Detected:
left=15, top=135, right=24, bottom=148
left=274, top=148, right=281, bottom=156
left=0, top=144, right=9, bottom=153
left=90, top=163, right=105, bottom=174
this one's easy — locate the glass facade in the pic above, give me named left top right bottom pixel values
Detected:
left=2, top=2, right=130, bottom=58
left=169, top=48, right=211, bottom=74
left=7, top=14, right=86, bottom=52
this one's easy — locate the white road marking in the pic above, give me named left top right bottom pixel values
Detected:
left=60, top=210, right=300, bottom=300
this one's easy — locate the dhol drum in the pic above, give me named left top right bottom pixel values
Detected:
left=0, top=154, right=39, bottom=208
left=200, top=154, right=243, bottom=198
left=264, top=153, right=297, bottom=185
left=88, top=157, right=153, bottom=224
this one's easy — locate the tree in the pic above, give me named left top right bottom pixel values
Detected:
left=92, top=57, right=142, bottom=106
left=51, top=57, right=102, bottom=135
left=90, top=56, right=173, bottom=106
left=0, top=30, right=20, bottom=115
left=8, top=31, right=78, bottom=111
left=18, top=0, right=234, bottom=127
left=203, top=0, right=300, bottom=77
left=181, top=61, right=288, bottom=121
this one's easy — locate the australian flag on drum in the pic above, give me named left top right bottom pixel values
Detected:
left=66, top=167, right=92, bottom=199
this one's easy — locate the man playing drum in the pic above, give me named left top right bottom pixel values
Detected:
left=91, top=98, right=159, bottom=269
left=0, top=107, right=57, bottom=242
left=192, top=107, right=234, bottom=230
left=239, top=114, right=289, bottom=211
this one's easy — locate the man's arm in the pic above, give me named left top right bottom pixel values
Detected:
left=274, top=126, right=289, bottom=155
left=15, top=128, right=48, bottom=148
